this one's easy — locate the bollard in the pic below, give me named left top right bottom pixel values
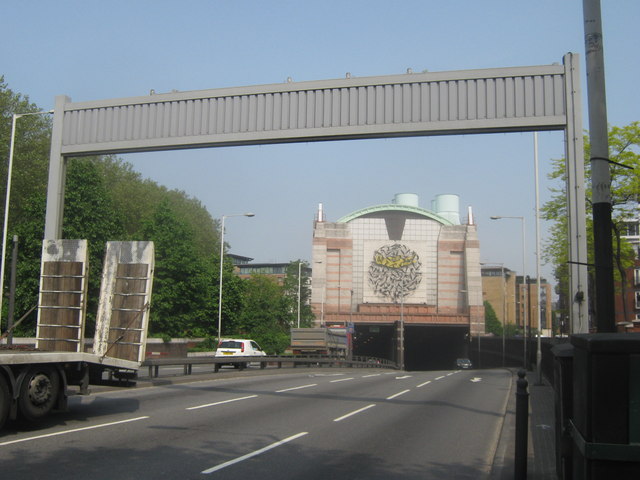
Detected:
left=515, top=369, right=529, bottom=479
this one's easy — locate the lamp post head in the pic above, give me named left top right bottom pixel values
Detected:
left=245, top=213, right=255, bottom=217
left=490, top=216, right=501, bottom=220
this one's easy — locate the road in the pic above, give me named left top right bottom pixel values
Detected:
left=0, top=368, right=512, bottom=479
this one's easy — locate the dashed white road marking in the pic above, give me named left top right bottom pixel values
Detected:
left=186, top=395, right=258, bottom=410
left=276, top=384, right=317, bottom=393
left=386, top=389, right=411, bottom=400
left=0, top=416, right=150, bottom=446
left=201, top=432, right=309, bottom=474
left=333, top=404, right=377, bottom=422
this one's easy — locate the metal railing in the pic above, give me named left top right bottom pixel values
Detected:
left=141, top=354, right=397, bottom=378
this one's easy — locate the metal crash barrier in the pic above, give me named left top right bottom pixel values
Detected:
left=142, top=355, right=397, bottom=378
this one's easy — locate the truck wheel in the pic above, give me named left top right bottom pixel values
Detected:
left=0, top=375, right=10, bottom=430
left=18, top=367, right=60, bottom=422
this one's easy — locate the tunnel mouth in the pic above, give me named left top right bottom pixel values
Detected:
left=353, top=324, right=470, bottom=371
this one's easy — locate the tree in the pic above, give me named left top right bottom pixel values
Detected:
left=96, top=155, right=220, bottom=257
left=62, top=158, right=127, bottom=334
left=282, top=260, right=314, bottom=327
left=140, top=199, right=216, bottom=337
left=484, top=301, right=502, bottom=336
left=0, top=76, right=51, bottom=227
left=10, top=191, right=47, bottom=335
left=235, top=275, right=291, bottom=354
left=542, top=122, right=639, bottom=321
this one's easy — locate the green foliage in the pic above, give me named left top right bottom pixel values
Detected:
left=140, top=199, right=216, bottom=337
left=542, top=122, right=640, bottom=318
left=0, top=76, right=52, bottom=229
left=63, top=158, right=127, bottom=334
left=95, top=156, right=220, bottom=255
left=188, top=336, right=218, bottom=352
left=10, top=192, right=47, bottom=335
left=232, top=275, right=291, bottom=354
left=484, top=301, right=503, bottom=336
left=503, top=323, right=522, bottom=337
left=282, top=260, right=314, bottom=327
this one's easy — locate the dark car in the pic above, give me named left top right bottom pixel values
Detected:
left=455, top=358, right=473, bottom=369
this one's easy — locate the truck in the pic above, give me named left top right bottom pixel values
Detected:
left=290, top=327, right=348, bottom=357
left=0, top=239, right=154, bottom=431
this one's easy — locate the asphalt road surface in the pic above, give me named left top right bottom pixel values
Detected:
left=0, top=368, right=512, bottom=479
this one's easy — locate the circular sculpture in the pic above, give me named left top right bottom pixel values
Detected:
left=368, top=243, right=422, bottom=302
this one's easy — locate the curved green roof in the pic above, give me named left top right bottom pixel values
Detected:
left=337, top=203, right=455, bottom=225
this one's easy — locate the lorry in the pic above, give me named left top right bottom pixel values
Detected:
left=0, top=240, right=154, bottom=431
left=290, top=327, right=348, bottom=357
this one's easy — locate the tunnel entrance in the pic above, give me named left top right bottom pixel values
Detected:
left=352, top=324, right=396, bottom=361
left=353, top=323, right=470, bottom=371
left=404, top=325, right=469, bottom=371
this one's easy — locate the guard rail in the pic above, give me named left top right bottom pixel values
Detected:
left=141, top=354, right=396, bottom=378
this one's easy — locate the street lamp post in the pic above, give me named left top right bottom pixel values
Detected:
left=490, top=215, right=527, bottom=370
left=297, top=261, right=302, bottom=328
left=501, top=266, right=507, bottom=367
left=1, top=110, right=53, bottom=331
left=533, top=132, right=543, bottom=384
left=217, top=213, right=254, bottom=344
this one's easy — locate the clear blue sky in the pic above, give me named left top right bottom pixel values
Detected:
left=2, top=1, right=638, bottom=285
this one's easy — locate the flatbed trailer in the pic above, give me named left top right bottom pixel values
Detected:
left=0, top=240, right=154, bottom=431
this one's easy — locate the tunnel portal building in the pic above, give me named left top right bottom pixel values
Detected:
left=311, top=193, right=484, bottom=369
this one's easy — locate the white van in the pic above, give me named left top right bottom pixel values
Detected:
left=215, top=339, right=266, bottom=368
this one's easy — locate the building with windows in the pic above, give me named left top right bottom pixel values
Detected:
left=481, top=266, right=517, bottom=330
left=229, top=255, right=311, bottom=285
left=311, top=193, right=484, bottom=337
left=481, top=267, right=553, bottom=336
left=616, top=214, right=640, bottom=332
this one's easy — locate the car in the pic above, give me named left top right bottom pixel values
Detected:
left=454, top=358, right=473, bottom=369
left=214, top=339, right=267, bottom=368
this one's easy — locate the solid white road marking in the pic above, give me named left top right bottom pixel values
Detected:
left=416, top=380, right=432, bottom=388
left=201, top=432, right=309, bottom=474
left=186, top=395, right=258, bottom=410
left=276, top=384, right=317, bottom=393
left=386, top=389, right=411, bottom=400
left=333, top=404, right=377, bottom=422
left=0, top=416, right=150, bottom=446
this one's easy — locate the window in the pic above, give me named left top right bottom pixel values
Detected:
left=623, top=222, right=639, bottom=237
left=635, top=269, right=640, bottom=286
left=636, top=291, right=640, bottom=309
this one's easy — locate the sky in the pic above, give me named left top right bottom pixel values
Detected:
left=2, top=0, right=639, bottom=287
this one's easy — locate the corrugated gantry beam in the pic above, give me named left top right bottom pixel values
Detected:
left=55, top=64, right=567, bottom=156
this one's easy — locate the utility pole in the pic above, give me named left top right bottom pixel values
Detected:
left=583, top=0, right=615, bottom=332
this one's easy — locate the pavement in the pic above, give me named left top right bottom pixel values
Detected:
left=491, top=368, right=557, bottom=479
